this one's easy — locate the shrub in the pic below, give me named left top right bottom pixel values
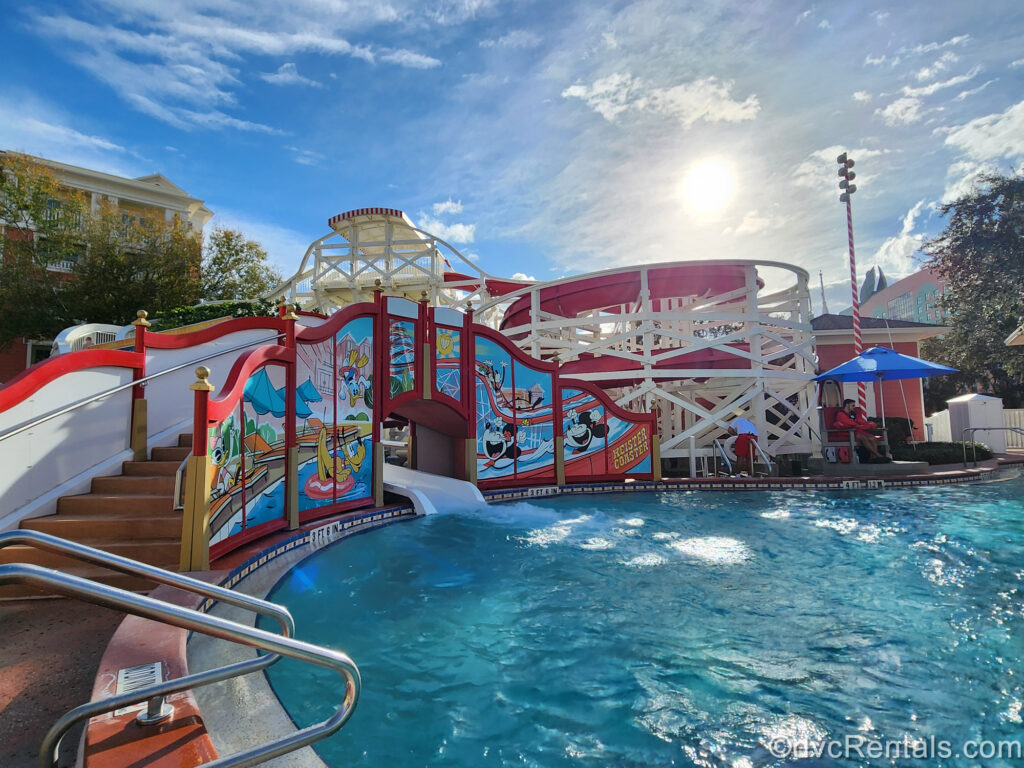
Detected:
left=891, top=441, right=993, bottom=465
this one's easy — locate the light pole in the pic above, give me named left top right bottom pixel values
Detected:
left=837, top=152, right=867, bottom=414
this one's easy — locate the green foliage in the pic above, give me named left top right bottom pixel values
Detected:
left=66, top=199, right=203, bottom=326
left=202, top=227, right=283, bottom=301
left=0, top=153, right=88, bottom=346
left=891, top=441, right=993, bottom=465
left=149, top=298, right=277, bottom=331
left=924, top=173, right=1024, bottom=407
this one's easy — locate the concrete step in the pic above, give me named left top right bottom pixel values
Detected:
left=151, top=445, right=190, bottom=462
left=57, top=494, right=174, bottom=517
left=0, top=565, right=158, bottom=600
left=21, top=513, right=183, bottom=540
left=91, top=474, right=176, bottom=495
left=0, top=539, right=180, bottom=569
left=122, top=460, right=181, bottom=476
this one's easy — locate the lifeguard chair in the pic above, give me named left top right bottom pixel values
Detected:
left=817, top=380, right=889, bottom=464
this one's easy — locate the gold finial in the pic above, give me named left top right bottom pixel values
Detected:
left=189, top=366, right=215, bottom=392
left=551, top=352, right=561, bottom=364
left=282, top=303, right=299, bottom=321
left=132, top=309, right=151, bottom=328
left=420, top=290, right=428, bottom=302
left=374, top=279, right=382, bottom=288
left=466, top=301, right=473, bottom=312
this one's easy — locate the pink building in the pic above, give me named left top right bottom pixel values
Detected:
left=860, top=266, right=947, bottom=324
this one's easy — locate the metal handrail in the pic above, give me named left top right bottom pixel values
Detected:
left=0, top=532, right=359, bottom=768
left=751, top=440, right=774, bottom=476
left=0, top=334, right=282, bottom=444
left=0, top=530, right=296, bottom=766
left=962, top=426, right=1024, bottom=467
left=712, top=438, right=733, bottom=475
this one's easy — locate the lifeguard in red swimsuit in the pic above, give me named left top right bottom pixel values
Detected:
left=833, top=398, right=885, bottom=461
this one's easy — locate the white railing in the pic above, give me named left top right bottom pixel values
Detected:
left=1004, top=409, right=1024, bottom=448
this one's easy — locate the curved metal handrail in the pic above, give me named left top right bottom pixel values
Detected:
left=0, top=559, right=359, bottom=768
left=962, top=426, right=1024, bottom=467
left=0, top=530, right=300, bottom=766
left=0, top=334, right=283, bottom=444
left=712, top=438, right=733, bottom=475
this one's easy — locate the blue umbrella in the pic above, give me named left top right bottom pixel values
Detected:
left=296, top=378, right=323, bottom=403
left=814, top=346, right=958, bottom=428
left=277, top=385, right=313, bottom=419
left=243, top=367, right=287, bottom=418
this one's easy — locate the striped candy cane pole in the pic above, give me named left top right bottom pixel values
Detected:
left=845, top=192, right=867, bottom=413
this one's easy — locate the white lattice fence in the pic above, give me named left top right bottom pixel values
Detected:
left=1004, top=409, right=1024, bottom=448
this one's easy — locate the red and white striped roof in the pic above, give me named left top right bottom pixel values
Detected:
left=328, top=208, right=406, bottom=229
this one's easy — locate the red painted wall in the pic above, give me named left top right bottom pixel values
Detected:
left=817, top=340, right=925, bottom=441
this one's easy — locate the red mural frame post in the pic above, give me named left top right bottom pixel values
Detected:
left=181, top=365, right=214, bottom=572
left=129, top=309, right=151, bottom=461
left=282, top=305, right=300, bottom=529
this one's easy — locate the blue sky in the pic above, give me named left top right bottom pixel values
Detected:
left=3, top=0, right=1023, bottom=311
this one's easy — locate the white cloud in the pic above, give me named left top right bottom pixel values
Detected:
left=852, top=91, right=872, bottom=102
left=286, top=146, right=324, bottom=166
left=28, top=5, right=441, bottom=132
left=954, top=79, right=996, bottom=101
left=915, top=51, right=958, bottom=82
left=795, top=10, right=811, bottom=25
left=207, top=208, right=314, bottom=274
left=432, top=199, right=464, bottom=215
left=864, top=54, right=893, bottom=66
left=941, top=159, right=997, bottom=203
left=818, top=19, right=830, bottom=30
left=0, top=92, right=137, bottom=174
left=417, top=214, right=476, bottom=243
left=902, top=67, right=980, bottom=97
left=602, top=31, right=618, bottom=49
left=723, top=210, right=789, bottom=237
left=871, top=201, right=926, bottom=277
left=1011, top=59, right=1024, bottom=69
left=562, top=73, right=759, bottom=128
left=511, top=272, right=535, bottom=281
left=908, top=35, right=970, bottom=55
left=379, top=49, right=441, bottom=69
left=792, top=145, right=890, bottom=193
left=943, top=100, right=1024, bottom=162
left=479, top=30, right=541, bottom=49
left=871, top=11, right=890, bottom=24
left=260, top=62, right=322, bottom=88
left=875, top=96, right=923, bottom=126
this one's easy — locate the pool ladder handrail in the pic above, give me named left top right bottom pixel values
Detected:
left=0, top=529, right=361, bottom=768
left=962, top=426, right=1024, bottom=466
left=712, top=438, right=774, bottom=477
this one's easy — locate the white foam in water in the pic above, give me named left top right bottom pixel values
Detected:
left=813, top=517, right=859, bottom=536
left=580, top=537, right=614, bottom=551
left=612, top=527, right=641, bottom=537
left=522, top=514, right=592, bottom=547
left=760, top=715, right=827, bottom=757
left=669, top=536, right=752, bottom=564
left=620, top=517, right=645, bottom=527
left=762, top=508, right=790, bottom=520
left=622, top=553, right=666, bottom=568
left=652, top=531, right=679, bottom=541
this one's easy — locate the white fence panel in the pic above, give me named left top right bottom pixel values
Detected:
left=1004, top=409, right=1024, bottom=448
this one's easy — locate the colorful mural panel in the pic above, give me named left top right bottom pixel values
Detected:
left=389, top=319, right=416, bottom=398
left=475, top=336, right=516, bottom=481
left=209, top=364, right=289, bottom=547
left=435, top=326, right=461, bottom=400
left=561, top=388, right=607, bottom=478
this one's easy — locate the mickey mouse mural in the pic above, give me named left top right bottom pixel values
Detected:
left=564, top=408, right=607, bottom=453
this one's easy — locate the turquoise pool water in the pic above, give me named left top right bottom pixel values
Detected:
left=261, top=478, right=1024, bottom=767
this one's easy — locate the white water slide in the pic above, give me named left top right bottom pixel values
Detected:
left=382, top=463, right=486, bottom=516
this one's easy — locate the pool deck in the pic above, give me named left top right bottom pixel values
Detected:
left=1, top=451, right=1022, bottom=768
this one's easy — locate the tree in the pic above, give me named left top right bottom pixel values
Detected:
left=923, top=173, right=1024, bottom=408
left=0, top=153, right=87, bottom=346
left=67, top=199, right=203, bottom=326
left=202, top=227, right=282, bottom=301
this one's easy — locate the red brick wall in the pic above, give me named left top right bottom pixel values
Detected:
left=0, top=340, right=29, bottom=384
left=817, top=341, right=925, bottom=441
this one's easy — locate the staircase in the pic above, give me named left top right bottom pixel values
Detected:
left=0, top=435, right=191, bottom=599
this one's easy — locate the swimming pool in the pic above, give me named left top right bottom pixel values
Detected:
left=260, top=478, right=1024, bottom=766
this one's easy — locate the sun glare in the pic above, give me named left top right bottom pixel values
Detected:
left=680, top=158, right=736, bottom=219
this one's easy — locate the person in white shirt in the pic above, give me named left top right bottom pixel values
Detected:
left=726, top=417, right=758, bottom=475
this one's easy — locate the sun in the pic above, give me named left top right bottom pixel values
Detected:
left=680, top=158, right=736, bottom=219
